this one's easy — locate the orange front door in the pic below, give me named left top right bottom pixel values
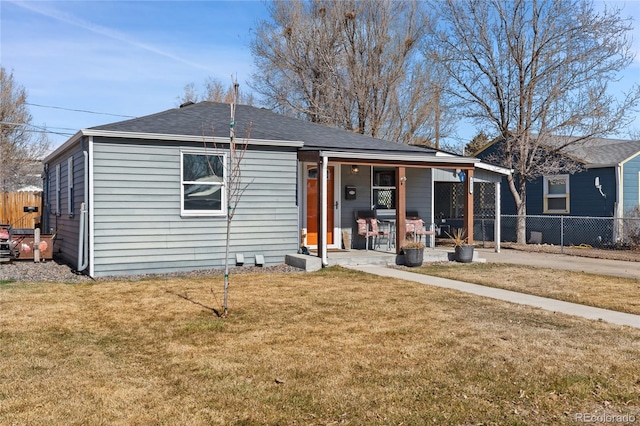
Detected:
left=306, top=165, right=334, bottom=246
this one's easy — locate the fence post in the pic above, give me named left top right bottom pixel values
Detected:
left=560, top=216, right=564, bottom=253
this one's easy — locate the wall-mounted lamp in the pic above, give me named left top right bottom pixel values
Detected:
left=400, top=176, right=407, bottom=183
left=351, top=165, right=360, bottom=175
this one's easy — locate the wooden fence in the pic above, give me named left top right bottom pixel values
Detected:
left=0, top=191, right=43, bottom=229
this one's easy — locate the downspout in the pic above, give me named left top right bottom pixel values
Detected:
left=321, top=154, right=328, bottom=267
left=76, top=149, right=89, bottom=272
left=494, top=180, right=501, bottom=253
left=614, top=163, right=623, bottom=242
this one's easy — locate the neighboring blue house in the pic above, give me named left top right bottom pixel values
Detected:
left=475, top=136, right=640, bottom=245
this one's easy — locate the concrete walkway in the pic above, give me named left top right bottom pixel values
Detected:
left=477, top=248, right=640, bottom=280
left=345, top=264, right=640, bottom=329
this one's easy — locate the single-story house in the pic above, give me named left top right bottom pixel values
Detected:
left=43, top=101, right=509, bottom=277
left=475, top=136, right=640, bottom=244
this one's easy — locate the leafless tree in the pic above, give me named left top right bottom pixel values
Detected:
left=0, top=67, right=51, bottom=191
left=427, top=0, right=640, bottom=243
left=178, top=77, right=255, bottom=106
left=250, top=0, right=452, bottom=144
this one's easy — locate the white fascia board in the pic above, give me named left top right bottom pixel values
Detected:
left=44, top=131, right=84, bottom=163
left=475, top=162, right=512, bottom=176
left=620, top=151, right=640, bottom=165
left=46, top=129, right=304, bottom=163
left=319, top=150, right=479, bottom=165
left=80, top=129, right=304, bottom=148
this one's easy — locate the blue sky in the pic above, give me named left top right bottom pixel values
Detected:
left=1, top=0, right=640, bottom=150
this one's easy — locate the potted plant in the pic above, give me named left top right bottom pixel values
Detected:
left=447, top=228, right=474, bottom=263
left=401, top=239, right=426, bottom=267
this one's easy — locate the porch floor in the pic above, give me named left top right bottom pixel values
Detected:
left=313, top=247, right=457, bottom=267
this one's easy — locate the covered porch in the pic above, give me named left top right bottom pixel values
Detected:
left=297, top=149, right=508, bottom=267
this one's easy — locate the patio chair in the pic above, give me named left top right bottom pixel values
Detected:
left=356, top=210, right=389, bottom=251
left=405, top=212, right=435, bottom=244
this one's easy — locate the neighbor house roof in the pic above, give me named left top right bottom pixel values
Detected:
left=557, top=137, right=640, bottom=166
left=89, top=101, right=439, bottom=156
left=475, top=134, right=640, bottom=168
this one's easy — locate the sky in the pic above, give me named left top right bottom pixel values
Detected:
left=1, top=0, right=640, bottom=151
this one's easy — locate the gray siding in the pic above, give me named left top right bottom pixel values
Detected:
left=406, top=168, right=434, bottom=247
left=91, top=139, right=299, bottom=276
left=623, top=153, right=640, bottom=213
left=44, top=142, right=86, bottom=268
left=339, top=166, right=433, bottom=249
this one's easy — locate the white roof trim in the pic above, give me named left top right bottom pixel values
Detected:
left=45, top=129, right=304, bottom=162
left=474, top=162, right=512, bottom=175
left=319, top=150, right=479, bottom=165
left=80, top=129, right=304, bottom=147
left=620, top=150, right=640, bottom=166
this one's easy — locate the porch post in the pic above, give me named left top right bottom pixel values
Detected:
left=494, top=179, right=501, bottom=252
left=320, top=156, right=328, bottom=266
left=464, top=168, right=474, bottom=245
left=395, top=166, right=407, bottom=253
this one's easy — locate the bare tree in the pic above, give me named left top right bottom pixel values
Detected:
left=0, top=67, right=51, bottom=191
left=250, top=0, right=450, bottom=144
left=427, top=0, right=640, bottom=243
left=178, top=77, right=255, bottom=106
left=220, top=81, right=251, bottom=317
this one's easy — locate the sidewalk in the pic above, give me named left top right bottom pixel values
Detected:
left=477, top=248, right=640, bottom=279
left=345, top=264, right=640, bottom=329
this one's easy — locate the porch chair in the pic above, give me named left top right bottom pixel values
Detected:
left=405, top=211, right=435, bottom=244
left=355, top=210, right=389, bottom=251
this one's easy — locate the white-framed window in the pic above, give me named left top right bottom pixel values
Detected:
left=55, top=163, right=61, bottom=216
left=372, top=167, right=396, bottom=210
left=543, top=174, right=570, bottom=214
left=180, top=151, right=226, bottom=216
left=67, top=157, right=74, bottom=217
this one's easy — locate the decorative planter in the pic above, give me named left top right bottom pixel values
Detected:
left=403, top=247, right=424, bottom=267
left=454, top=245, right=474, bottom=263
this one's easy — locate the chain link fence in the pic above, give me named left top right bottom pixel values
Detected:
left=470, top=215, right=640, bottom=251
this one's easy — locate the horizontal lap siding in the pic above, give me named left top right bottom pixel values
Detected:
left=45, top=146, right=86, bottom=267
left=623, top=155, right=640, bottom=213
left=92, top=140, right=299, bottom=277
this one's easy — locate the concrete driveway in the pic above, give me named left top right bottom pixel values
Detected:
left=477, top=248, right=640, bottom=280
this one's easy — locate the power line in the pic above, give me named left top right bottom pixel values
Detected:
left=26, top=102, right=137, bottom=118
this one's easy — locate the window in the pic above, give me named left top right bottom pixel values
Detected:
left=181, top=151, right=226, bottom=216
left=67, top=157, right=74, bottom=216
left=543, top=174, right=569, bottom=213
left=372, top=167, right=396, bottom=210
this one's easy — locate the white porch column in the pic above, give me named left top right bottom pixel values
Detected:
left=321, top=155, right=328, bottom=266
left=494, top=180, right=501, bottom=253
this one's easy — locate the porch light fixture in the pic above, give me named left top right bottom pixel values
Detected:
left=351, top=165, right=360, bottom=175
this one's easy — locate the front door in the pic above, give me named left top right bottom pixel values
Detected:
left=306, top=164, right=335, bottom=246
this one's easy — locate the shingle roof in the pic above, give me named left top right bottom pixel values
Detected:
left=558, top=137, right=640, bottom=165
left=90, top=101, right=438, bottom=155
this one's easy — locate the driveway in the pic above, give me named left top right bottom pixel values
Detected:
left=477, top=248, right=640, bottom=280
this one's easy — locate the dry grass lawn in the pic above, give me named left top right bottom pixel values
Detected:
left=412, top=262, right=640, bottom=315
left=1, top=267, right=639, bottom=425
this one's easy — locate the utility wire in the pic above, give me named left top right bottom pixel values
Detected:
left=25, top=102, right=137, bottom=118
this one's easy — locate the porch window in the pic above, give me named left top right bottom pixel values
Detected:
left=181, top=151, right=226, bottom=216
left=372, top=167, right=396, bottom=210
left=543, top=174, right=569, bottom=214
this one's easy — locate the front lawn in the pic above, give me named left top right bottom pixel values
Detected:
left=411, top=262, right=640, bottom=315
left=1, top=268, right=638, bottom=425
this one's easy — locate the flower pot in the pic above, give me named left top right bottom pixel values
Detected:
left=454, top=245, right=474, bottom=263
left=403, top=247, right=424, bottom=267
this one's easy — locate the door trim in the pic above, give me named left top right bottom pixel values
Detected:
left=302, top=162, right=341, bottom=249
